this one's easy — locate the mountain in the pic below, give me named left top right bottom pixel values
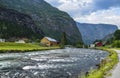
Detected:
left=0, top=0, right=82, bottom=43
left=0, top=7, right=44, bottom=40
left=102, top=33, right=114, bottom=44
left=76, top=22, right=118, bottom=44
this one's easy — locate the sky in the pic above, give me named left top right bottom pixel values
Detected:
left=45, top=0, right=120, bottom=28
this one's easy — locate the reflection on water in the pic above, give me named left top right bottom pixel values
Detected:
left=0, top=48, right=108, bottom=78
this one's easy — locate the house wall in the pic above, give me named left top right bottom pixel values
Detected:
left=50, top=41, right=58, bottom=46
left=90, top=44, right=95, bottom=48
left=41, top=38, right=58, bottom=46
left=41, top=38, right=51, bottom=46
left=15, top=40, right=25, bottom=43
left=95, top=42, right=103, bottom=47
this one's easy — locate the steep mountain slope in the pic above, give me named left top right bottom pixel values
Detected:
left=0, top=7, right=44, bottom=40
left=102, top=33, right=114, bottom=44
left=0, top=0, right=82, bottom=43
left=76, top=22, right=118, bottom=44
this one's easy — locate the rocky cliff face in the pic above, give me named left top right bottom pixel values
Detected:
left=0, top=0, right=82, bottom=43
left=76, top=22, right=118, bottom=44
left=0, top=7, right=44, bottom=39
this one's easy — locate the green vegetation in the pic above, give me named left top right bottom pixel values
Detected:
left=109, top=30, right=120, bottom=48
left=0, top=20, right=39, bottom=40
left=103, top=29, right=120, bottom=48
left=105, top=37, right=114, bottom=45
left=114, top=30, right=120, bottom=40
left=60, top=32, right=67, bottom=48
left=112, top=40, right=120, bottom=48
left=75, top=41, right=84, bottom=48
left=81, top=48, right=118, bottom=78
left=0, top=42, right=60, bottom=53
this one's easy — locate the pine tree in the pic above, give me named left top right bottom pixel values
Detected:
left=114, top=30, right=120, bottom=40
left=60, top=32, right=67, bottom=48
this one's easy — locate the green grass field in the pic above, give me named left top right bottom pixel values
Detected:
left=0, top=42, right=60, bottom=53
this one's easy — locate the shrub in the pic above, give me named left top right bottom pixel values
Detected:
left=112, top=40, right=120, bottom=48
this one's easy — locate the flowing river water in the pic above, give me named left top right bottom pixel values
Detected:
left=0, top=48, right=108, bottom=78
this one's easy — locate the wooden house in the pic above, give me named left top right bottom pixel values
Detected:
left=95, top=42, right=103, bottom=47
left=40, top=37, right=58, bottom=46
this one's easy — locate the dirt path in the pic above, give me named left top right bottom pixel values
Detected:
left=107, top=50, right=120, bottom=78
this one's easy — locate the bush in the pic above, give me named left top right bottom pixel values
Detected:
left=75, top=41, right=84, bottom=48
left=112, top=40, right=120, bottom=48
left=114, top=30, right=120, bottom=40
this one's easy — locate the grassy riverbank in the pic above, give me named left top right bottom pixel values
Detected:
left=81, top=48, right=118, bottom=78
left=0, top=42, right=60, bottom=53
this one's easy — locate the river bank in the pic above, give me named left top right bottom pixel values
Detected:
left=0, top=43, right=117, bottom=78
left=81, top=48, right=119, bottom=78
left=107, top=50, right=120, bottom=78
left=0, top=42, right=60, bottom=53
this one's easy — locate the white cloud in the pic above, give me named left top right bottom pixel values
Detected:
left=45, top=0, right=93, bottom=16
left=57, top=0, right=93, bottom=14
left=58, top=2, right=80, bottom=12
left=74, top=7, right=120, bottom=28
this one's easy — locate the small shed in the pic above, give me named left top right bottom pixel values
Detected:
left=0, top=39, right=5, bottom=42
left=15, top=40, right=25, bottom=43
left=40, top=37, right=58, bottom=46
left=90, top=44, right=95, bottom=48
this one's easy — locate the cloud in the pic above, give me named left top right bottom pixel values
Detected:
left=74, top=7, right=120, bottom=28
left=45, top=0, right=120, bottom=28
left=45, top=0, right=93, bottom=15
left=45, top=0, right=120, bottom=15
left=59, top=0, right=95, bottom=17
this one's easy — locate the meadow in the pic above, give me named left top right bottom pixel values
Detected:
left=0, top=42, right=59, bottom=53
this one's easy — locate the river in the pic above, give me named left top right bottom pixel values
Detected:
left=0, top=48, right=108, bottom=78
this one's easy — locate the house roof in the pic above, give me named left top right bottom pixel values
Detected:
left=95, top=42, right=102, bottom=44
left=45, top=37, right=57, bottom=42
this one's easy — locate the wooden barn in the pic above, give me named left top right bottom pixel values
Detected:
left=95, top=42, right=103, bottom=47
left=40, top=37, right=58, bottom=46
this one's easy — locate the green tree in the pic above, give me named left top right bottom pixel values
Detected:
left=75, top=41, right=83, bottom=48
left=112, top=40, right=120, bottom=48
left=60, top=32, right=67, bottom=48
left=106, top=37, right=114, bottom=45
left=114, top=30, right=120, bottom=40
